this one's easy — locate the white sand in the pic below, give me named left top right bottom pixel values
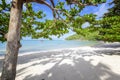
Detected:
left=0, top=46, right=120, bottom=80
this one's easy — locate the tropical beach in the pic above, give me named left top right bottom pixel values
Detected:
left=0, top=42, right=120, bottom=80
left=1, top=0, right=120, bottom=80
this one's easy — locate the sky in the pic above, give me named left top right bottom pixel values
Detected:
left=1, top=0, right=113, bottom=40
left=80, top=0, right=113, bottom=18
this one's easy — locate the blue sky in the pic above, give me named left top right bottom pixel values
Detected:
left=2, top=0, right=113, bottom=40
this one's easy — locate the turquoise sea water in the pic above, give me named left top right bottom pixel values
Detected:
left=0, top=40, right=98, bottom=55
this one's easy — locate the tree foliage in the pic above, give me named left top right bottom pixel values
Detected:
left=67, top=0, right=120, bottom=42
left=96, top=0, right=120, bottom=42
left=0, top=0, right=10, bottom=42
left=0, top=0, right=69, bottom=42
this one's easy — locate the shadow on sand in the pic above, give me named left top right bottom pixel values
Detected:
left=93, top=42, right=120, bottom=48
left=0, top=48, right=120, bottom=80
left=10, top=49, right=120, bottom=80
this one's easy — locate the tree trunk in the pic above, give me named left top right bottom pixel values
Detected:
left=1, top=0, right=23, bottom=80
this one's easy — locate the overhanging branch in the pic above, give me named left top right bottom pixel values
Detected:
left=0, top=31, right=5, bottom=35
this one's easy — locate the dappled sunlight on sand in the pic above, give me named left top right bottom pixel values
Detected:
left=13, top=47, right=120, bottom=80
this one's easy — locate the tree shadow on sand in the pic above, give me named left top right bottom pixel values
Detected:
left=93, top=42, right=120, bottom=48
left=14, top=49, right=120, bottom=80
left=91, top=42, right=120, bottom=55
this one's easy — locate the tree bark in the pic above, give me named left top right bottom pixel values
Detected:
left=1, top=0, right=23, bottom=80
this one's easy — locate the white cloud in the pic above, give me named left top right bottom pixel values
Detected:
left=82, top=22, right=90, bottom=28
left=0, top=0, right=11, bottom=4
left=94, top=3, right=108, bottom=18
left=6, top=0, right=11, bottom=4
left=23, top=5, right=27, bottom=11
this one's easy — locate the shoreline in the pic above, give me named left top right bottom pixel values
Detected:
left=0, top=42, right=120, bottom=59
left=0, top=40, right=99, bottom=56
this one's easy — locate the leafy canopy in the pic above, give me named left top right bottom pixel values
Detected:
left=95, top=0, right=120, bottom=42
left=0, top=0, right=106, bottom=42
left=67, top=0, right=120, bottom=42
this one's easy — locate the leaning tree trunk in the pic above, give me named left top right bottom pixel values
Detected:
left=1, top=0, right=23, bottom=80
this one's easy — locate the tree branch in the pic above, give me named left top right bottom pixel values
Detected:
left=50, top=0, right=55, bottom=8
left=50, top=0, right=56, bottom=19
left=0, top=31, right=7, bottom=39
left=66, top=0, right=97, bottom=6
left=25, top=0, right=72, bottom=19
left=26, top=0, right=54, bottom=10
left=0, top=31, right=5, bottom=35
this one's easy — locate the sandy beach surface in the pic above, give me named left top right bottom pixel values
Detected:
left=0, top=42, right=120, bottom=80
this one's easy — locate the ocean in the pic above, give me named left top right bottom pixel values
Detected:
left=0, top=40, right=98, bottom=55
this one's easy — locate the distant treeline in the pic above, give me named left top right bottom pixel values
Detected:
left=65, top=31, right=99, bottom=41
